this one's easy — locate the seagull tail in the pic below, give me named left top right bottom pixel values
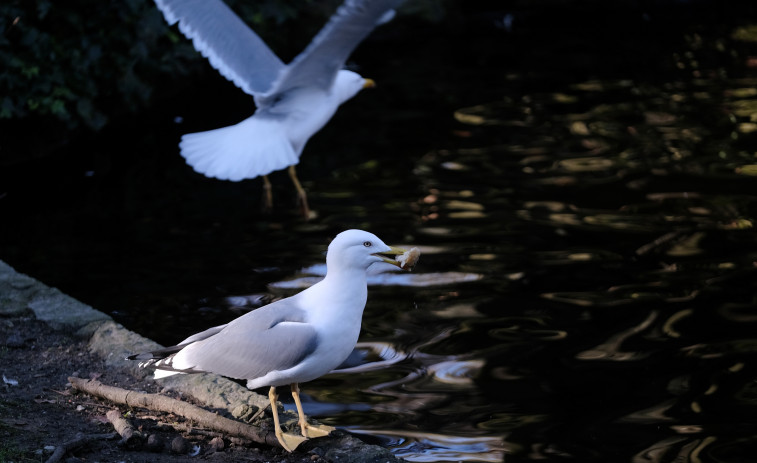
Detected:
left=127, top=350, right=192, bottom=379
left=179, top=115, right=299, bottom=181
left=153, top=369, right=181, bottom=379
left=127, top=346, right=190, bottom=378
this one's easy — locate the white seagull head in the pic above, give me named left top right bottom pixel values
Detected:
left=333, top=69, right=376, bottom=104
left=326, top=229, right=406, bottom=272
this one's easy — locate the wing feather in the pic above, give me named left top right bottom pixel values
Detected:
left=155, top=0, right=285, bottom=95
left=163, top=300, right=318, bottom=381
left=270, top=0, right=403, bottom=95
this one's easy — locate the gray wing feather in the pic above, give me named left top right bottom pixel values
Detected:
left=178, top=324, right=228, bottom=345
left=270, top=0, right=403, bottom=94
left=127, top=324, right=227, bottom=362
left=174, top=300, right=318, bottom=381
left=155, top=0, right=285, bottom=96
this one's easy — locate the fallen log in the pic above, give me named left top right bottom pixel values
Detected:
left=68, top=377, right=281, bottom=449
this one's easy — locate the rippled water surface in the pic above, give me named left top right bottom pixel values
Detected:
left=3, top=2, right=757, bottom=462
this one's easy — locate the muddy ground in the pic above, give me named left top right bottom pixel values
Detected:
left=0, top=312, right=396, bottom=463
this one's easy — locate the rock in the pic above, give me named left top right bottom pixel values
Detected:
left=5, top=333, right=26, bottom=348
left=232, top=404, right=254, bottom=421
left=209, top=436, right=225, bottom=452
left=146, top=434, right=163, bottom=452
left=171, top=436, right=190, bottom=454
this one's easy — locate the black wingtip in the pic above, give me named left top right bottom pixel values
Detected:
left=125, top=344, right=187, bottom=363
left=125, top=352, right=150, bottom=361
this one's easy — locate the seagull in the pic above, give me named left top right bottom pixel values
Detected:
left=128, top=229, right=412, bottom=452
left=154, top=0, right=403, bottom=217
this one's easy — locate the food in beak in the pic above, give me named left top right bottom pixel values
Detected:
left=396, top=247, right=421, bottom=271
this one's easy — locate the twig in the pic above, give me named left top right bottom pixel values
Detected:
left=106, top=409, right=139, bottom=444
left=68, top=376, right=280, bottom=449
left=44, top=433, right=117, bottom=463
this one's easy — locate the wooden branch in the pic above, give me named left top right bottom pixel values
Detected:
left=68, top=377, right=281, bottom=449
left=44, top=433, right=117, bottom=463
left=106, top=409, right=138, bottom=444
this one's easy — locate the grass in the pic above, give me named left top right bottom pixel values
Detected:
left=0, top=442, right=27, bottom=463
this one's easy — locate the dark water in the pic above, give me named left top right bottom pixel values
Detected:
left=3, top=2, right=757, bottom=462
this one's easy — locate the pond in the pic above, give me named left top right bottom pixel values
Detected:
left=3, top=2, right=757, bottom=462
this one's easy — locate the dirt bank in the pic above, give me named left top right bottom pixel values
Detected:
left=0, top=261, right=404, bottom=463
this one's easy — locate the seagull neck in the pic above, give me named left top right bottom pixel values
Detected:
left=319, top=266, right=368, bottom=304
left=322, top=266, right=368, bottom=288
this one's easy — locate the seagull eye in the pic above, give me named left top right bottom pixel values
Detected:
left=363, top=241, right=372, bottom=247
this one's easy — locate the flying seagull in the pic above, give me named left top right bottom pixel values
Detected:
left=128, top=229, right=419, bottom=451
left=154, top=0, right=403, bottom=217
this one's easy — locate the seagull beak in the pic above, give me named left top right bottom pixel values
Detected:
left=373, top=246, right=406, bottom=268
left=363, top=78, right=376, bottom=89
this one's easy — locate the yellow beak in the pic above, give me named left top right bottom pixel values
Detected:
left=363, top=78, right=376, bottom=89
left=373, top=246, right=406, bottom=268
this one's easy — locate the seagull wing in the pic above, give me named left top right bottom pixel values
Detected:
left=155, top=0, right=285, bottom=96
left=166, top=300, right=319, bottom=381
left=126, top=324, right=228, bottom=363
left=270, top=0, right=403, bottom=95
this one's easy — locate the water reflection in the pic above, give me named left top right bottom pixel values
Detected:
left=575, top=310, right=658, bottom=361
left=333, top=14, right=757, bottom=458
left=266, top=261, right=484, bottom=289
left=349, top=429, right=509, bottom=463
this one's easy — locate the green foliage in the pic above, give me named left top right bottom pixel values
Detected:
left=732, top=24, right=757, bottom=43
left=0, top=0, right=310, bottom=132
left=0, top=0, right=443, bottom=137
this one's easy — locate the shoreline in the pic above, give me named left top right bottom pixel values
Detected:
left=0, top=260, right=405, bottom=462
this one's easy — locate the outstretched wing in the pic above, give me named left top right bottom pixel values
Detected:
left=270, top=0, right=403, bottom=95
left=155, top=0, right=286, bottom=96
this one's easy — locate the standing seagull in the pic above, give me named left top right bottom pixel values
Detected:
left=128, top=230, right=418, bottom=451
left=154, top=0, right=403, bottom=217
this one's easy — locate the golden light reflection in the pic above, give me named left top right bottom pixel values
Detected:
left=662, top=308, right=693, bottom=338
left=583, top=214, right=651, bottom=231
left=735, top=164, right=757, bottom=176
left=725, top=87, right=757, bottom=98
left=534, top=175, right=578, bottom=186
left=570, top=120, right=590, bottom=135
left=432, top=303, right=484, bottom=319
left=445, top=200, right=484, bottom=211
left=552, top=92, right=578, bottom=103
left=575, top=311, right=657, bottom=361
left=621, top=399, right=677, bottom=423
left=453, top=100, right=526, bottom=127
left=440, top=161, right=467, bottom=171
left=631, top=436, right=718, bottom=463
left=557, top=157, right=615, bottom=172
left=448, top=211, right=486, bottom=219
left=417, top=227, right=453, bottom=236
left=523, top=201, right=570, bottom=211
left=719, top=302, right=757, bottom=322
left=671, top=425, right=704, bottom=434
left=729, top=99, right=757, bottom=117
left=665, top=232, right=705, bottom=257
left=732, top=25, right=757, bottom=42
